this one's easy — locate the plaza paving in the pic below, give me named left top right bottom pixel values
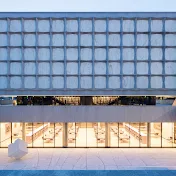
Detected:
left=0, top=148, right=176, bottom=170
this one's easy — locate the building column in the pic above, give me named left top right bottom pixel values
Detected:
left=147, top=123, right=150, bottom=147
left=22, top=123, right=26, bottom=141
left=63, top=123, right=68, bottom=147
left=105, top=123, right=110, bottom=147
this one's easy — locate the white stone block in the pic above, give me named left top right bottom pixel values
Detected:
left=0, top=34, right=7, bottom=46
left=81, top=48, right=92, bottom=60
left=165, top=62, right=176, bottom=74
left=10, top=20, right=21, bottom=32
left=0, top=63, right=7, bottom=75
left=81, top=20, right=92, bottom=32
left=137, top=77, right=148, bottom=88
left=52, top=76, right=64, bottom=88
left=67, top=62, right=78, bottom=74
left=24, top=34, right=36, bottom=46
left=95, top=76, right=106, bottom=88
left=8, top=139, right=28, bottom=159
left=10, top=63, right=21, bottom=75
left=151, top=62, right=162, bottom=74
left=123, top=34, right=134, bottom=46
left=165, top=20, right=176, bottom=32
left=38, top=49, right=50, bottom=60
left=0, top=76, right=7, bottom=89
left=109, top=20, right=120, bottom=32
left=165, top=48, right=176, bottom=60
left=52, top=20, right=64, bottom=32
left=38, top=34, right=50, bottom=46
left=10, top=34, right=22, bottom=46
left=151, top=76, right=162, bottom=88
left=66, top=20, right=78, bottom=32
left=38, top=62, right=50, bottom=75
left=0, top=20, right=7, bottom=32
left=137, top=48, right=148, bottom=60
left=109, top=76, right=120, bottom=88
left=24, top=49, right=36, bottom=60
left=81, top=76, right=92, bottom=88
left=137, top=34, right=148, bottom=46
left=10, top=76, right=22, bottom=88
left=67, top=34, right=78, bottom=46
left=165, top=76, right=176, bottom=88
left=53, top=48, right=64, bottom=60
left=137, top=20, right=148, bottom=32
left=108, top=48, right=120, bottom=60
left=10, top=48, right=22, bottom=60
left=95, top=34, right=106, bottom=46
left=67, top=48, right=78, bottom=60
left=52, top=62, right=64, bottom=74
left=95, top=48, right=106, bottom=60
left=0, top=48, right=7, bottom=60
left=67, top=76, right=78, bottom=88
left=24, top=76, right=36, bottom=88
left=123, top=48, right=134, bottom=60
left=38, top=76, right=50, bottom=88
left=151, top=20, right=162, bottom=32
left=109, top=62, right=120, bottom=74
left=165, top=34, right=176, bottom=46
left=95, top=63, right=106, bottom=74
left=81, top=34, right=92, bottom=46
left=24, top=20, right=35, bottom=32
left=123, top=63, right=134, bottom=75
left=81, top=62, right=92, bottom=75
left=123, top=20, right=134, bottom=32
left=123, top=76, right=134, bottom=88
left=151, top=48, right=162, bottom=60
left=38, top=20, right=50, bottom=32
left=95, top=20, right=106, bottom=32
left=109, top=34, right=120, bottom=46
left=137, top=62, right=148, bottom=74
left=151, top=34, right=162, bottom=46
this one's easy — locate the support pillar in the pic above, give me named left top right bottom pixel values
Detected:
left=63, top=123, right=68, bottom=147
left=147, top=123, right=150, bottom=147
left=22, top=123, right=26, bottom=141
left=105, top=123, right=110, bottom=147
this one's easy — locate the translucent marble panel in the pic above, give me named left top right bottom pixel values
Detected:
left=67, top=62, right=78, bottom=75
left=137, top=77, right=148, bottom=88
left=10, top=20, right=21, bottom=32
left=38, top=76, right=50, bottom=89
left=151, top=34, right=162, bottom=46
left=165, top=62, right=176, bottom=74
left=66, top=20, right=78, bottom=32
left=0, top=20, right=7, bottom=32
left=0, top=77, right=7, bottom=89
left=95, top=34, right=106, bottom=46
left=165, top=34, right=176, bottom=46
left=0, top=34, right=7, bottom=46
left=109, top=76, right=120, bottom=88
left=123, top=20, right=134, bottom=32
left=95, top=62, right=106, bottom=74
left=137, top=20, right=148, bottom=32
left=24, top=34, right=36, bottom=46
left=24, top=49, right=36, bottom=60
left=109, top=62, right=120, bottom=74
left=52, top=76, right=64, bottom=88
left=123, top=34, right=134, bottom=46
left=95, top=20, right=106, bottom=32
left=10, top=34, right=22, bottom=46
left=52, top=20, right=64, bottom=32
left=81, top=48, right=92, bottom=61
left=67, top=34, right=78, bottom=46
left=38, top=49, right=50, bottom=60
left=81, top=76, right=92, bottom=89
left=38, top=63, right=50, bottom=75
left=108, top=48, right=120, bottom=60
left=165, top=76, right=176, bottom=88
left=53, top=48, right=64, bottom=60
left=10, top=76, right=22, bottom=88
left=165, top=20, right=176, bottom=32
left=151, top=20, right=163, bottom=32
left=95, top=48, right=106, bottom=60
left=24, top=20, right=35, bottom=32
left=109, top=34, right=120, bottom=46
left=123, top=63, right=134, bottom=75
left=38, top=34, right=50, bottom=46
left=10, top=63, right=21, bottom=75
left=95, top=76, right=106, bottom=88
left=38, top=20, right=50, bottom=32
left=137, top=48, right=148, bottom=60
left=151, top=48, right=163, bottom=60
left=67, top=76, right=78, bottom=88
left=123, top=49, right=134, bottom=60
left=0, top=63, right=7, bottom=75
left=81, top=34, right=92, bottom=46
left=151, top=62, right=162, bottom=74
left=122, top=76, right=134, bottom=88
left=0, top=48, right=7, bottom=60
left=151, top=76, right=162, bottom=88
left=52, top=34, right=64, bottom=46
left=137, top=34, right=148, bottom=46
left=24, top=62, right=36, bottom=75
left=80, top=20, right=92, bottom=32
left=165, top=48, right=176, bottom=60
left=10, top=48, right=22, bottom=60
left=67, top=49, right=78, bottom=60
left=81, top=62, right=92, bottom=75
left=52, top=62, right=64, bottom=74
left=24, top=76, right=36, bottom=88
left=137, top=63, right=148, bottom=74
left=109, top=20, right=120, bottom=32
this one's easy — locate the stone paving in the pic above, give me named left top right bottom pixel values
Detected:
left=0, top=148, right=176, bottom=170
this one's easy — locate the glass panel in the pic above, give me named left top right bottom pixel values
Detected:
left=67, top=123, right=76, bottom=147
left=109, top=122, right=119, bottom=147
left=76, top=123, right=86, bottom=147
left=150, top=123, right=161, bottom=147
left=129, top=123, right=140, bottom=147
left=87, top=122, right=97, bottom=147
left=162, top=122, right=173, bottom=147
left=44, top=123, right=54, bottom=147
left=97, top=122, right=105, bottom=147
left=12, top=122, right=22, bottom=143
left=0, top=123, right=11, bottom=147
left=119, top=123, right=130, bottom=147
left=139, top=123, right=148, bottom=147
left=33, top=122, right=44, bottom=147
left=25, top=123, right=33, bottom=147
left=55, top=123, right=63, bottom=147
